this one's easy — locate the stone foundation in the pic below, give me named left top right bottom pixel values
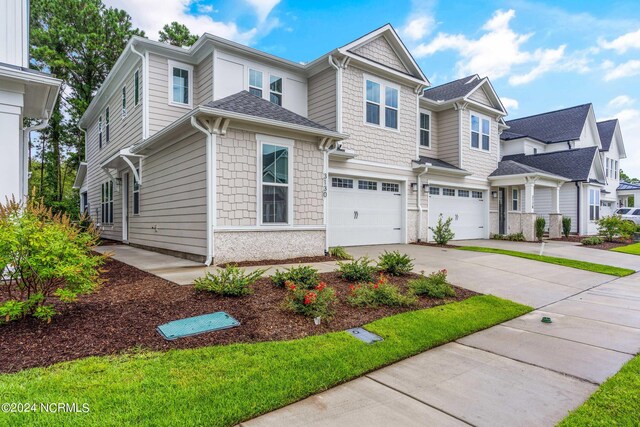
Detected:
left=548, top=214, right=563, bottom=239
left=521, top=213, right=536, bottom=241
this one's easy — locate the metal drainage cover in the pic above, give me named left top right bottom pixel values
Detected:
left=157, top=311, right=240, bottom=340
left=346, top=327, right=383, bottom=344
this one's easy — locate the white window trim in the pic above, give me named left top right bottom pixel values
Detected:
left=257, top=134, right=294, bottom=227
left=470, top=111, right=491, bottom=152
left=269, top=74, right=283, bottom=106
left=167, top=59, right=193, bottom=109
left=511, top=188, right=519, bottom=212
left=331, top=176, right=354, bottom=189
left=248, top=68, right=263, bottom=98
left=589, top=188, right=600, bottom=221
left=134, top=68, right=140, bottom=108
left=419, top=108, right=431, bottom=148
left=121, top=85, right=127, bottom=119
left=363, top=74, right=400, bottom=132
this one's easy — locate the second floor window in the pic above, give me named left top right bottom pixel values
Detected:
left=270, top=75, right=282, bottom=106
left=169, top=60, right=192, bottom=106
left=105, top=107, right=110, bottom=143
left=471, top=113, right=490, bottom=151
left=121, top=86, right=126, bottom=117
left=98, top=116, right=103, bottom=149
left=365, top=78, right=399, bottom=129
left=419, top=111, right=430, bottom=147
left=249, top=69, right=263, bottom=98
left=134, top=70, right=140, bottom=106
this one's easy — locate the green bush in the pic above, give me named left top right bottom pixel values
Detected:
left=347, top=275, right=416, bottom=307
left=0, top=197, right=106, bottom=323
left=328, top=246, right=352, bottom=260
left=194, top=265, right=265, bottom=297
left=408, top=269, right=456, bottom=298
left=429, top=214, right=455, bottom=245
left=377, top=251, right=414, bottom=276
left=271, top=265, right=320, bottom=289
left=507, top=232, right=525, bottom=242
left=581, top=236, right=604, bottom=246
left=284, top=281, right=336, bottom=319
left=491, top=234, right=505, bottom=240
left=535, top=217, right=546, bottom=241
left=562, top=216, right=572, bottom=238
left=337, top=257, right=377, bottom=282
left=597, top=215, right=635, bottom=242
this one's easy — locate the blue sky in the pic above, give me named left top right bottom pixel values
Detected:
left=105, top=0, right=640, bottom=176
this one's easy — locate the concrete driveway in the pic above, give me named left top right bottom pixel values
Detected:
left=244, top=244, right=640, bottom=427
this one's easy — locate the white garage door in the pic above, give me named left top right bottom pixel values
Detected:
left=428, top=187, right=486, bottom=240
left=328, top=176, right=403, bottom=247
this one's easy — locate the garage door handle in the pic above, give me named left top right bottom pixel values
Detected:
left=354, top=211, right=359, bottom=219
left=393, top=227, right=401, bottom=230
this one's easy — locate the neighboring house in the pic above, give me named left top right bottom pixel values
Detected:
left=0, top=0, right=61, bottom=202
left=494, top=104, right=627, bottom=236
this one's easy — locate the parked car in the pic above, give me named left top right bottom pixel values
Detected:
left=615, top=208, right=640, bottom=225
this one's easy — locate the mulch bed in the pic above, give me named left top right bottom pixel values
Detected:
left=218, top=255, right=340, bottom=268
left=548, top=236, right=632, bottom=250
left=0, top=259, right=476, bottom=374
left=411, top=242, right=460, bottom=249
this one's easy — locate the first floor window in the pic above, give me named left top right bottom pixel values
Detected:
left=269, top=75, right=282, bottom=106
left=471, top=113, right=490, bottom=151
left=133, top=169, right=140, bottom=215
left=589, top=189, right=600, bottom=221
left=512, top=189, right=519, bottom=211
left=249, top=69, right=263, bottom=98
left=81, top=191, right=88, bottom=214
left=261, top=142, right=290, bottom=223
left=419, top=112, right=430, bottom=147
left=101, top=181, right=113, bottom=224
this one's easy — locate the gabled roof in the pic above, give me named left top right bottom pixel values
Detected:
left=421, top=74, right=506, bottom=115
left=597, top=119, right=617, bottom=151
left=418, top=156, right=465, bottom=171
left=489, top=160, right=565, bottom=178
left=504, top=104, right=591, bottom=144
left=205, top=91, right=331, bottom=131
left=501, top=146, right=599, bottom=182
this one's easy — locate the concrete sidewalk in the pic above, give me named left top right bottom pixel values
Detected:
left=243, top=246, right=640, bottom=427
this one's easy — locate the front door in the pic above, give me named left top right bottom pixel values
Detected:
left=122, top=172, right=129, bottom=242
left=498, top=187, right=506, bottom=235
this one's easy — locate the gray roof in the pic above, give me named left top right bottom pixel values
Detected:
left=501, top=146, right=598, bottom=182
left=423, top=75, right=480, bottom=102
left=205, top=91, right=331, bottom=131
left=417, top=155, right=465, bottom=171
left=618, top=181, right=640, bottom=191
left=503, top=104, right=591, bottom=143
left=489, top=160, right=564, bottom=178
left=597, top=119, right=617, bottom=151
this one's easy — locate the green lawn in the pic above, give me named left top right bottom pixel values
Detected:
left=559, top=354, right=640, bottom=426
left=458, top=246, right=635, bottom=277
left=611, top=242, right=640, bottom=256
left=0, top=295, right=530, bottom=427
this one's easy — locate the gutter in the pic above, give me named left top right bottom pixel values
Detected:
left=575, top=181, right=581, bottom=235
left=319, top=138, right=340, bottom=253
left=328, top=55, right=350, bottom=133
left=416, top=166, right=428, bottom=242
left=130, top=43, right=148, bottom=139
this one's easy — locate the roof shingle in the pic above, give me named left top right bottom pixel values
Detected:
left=597, top=119, right=617, bottom=151
left=501, top=146, right=598, bottom=181
left=503, top=104, right=591, bottom=144
left=489, top=160, right=566, bottom=178
left=205, top=91, right=331, bottom=131
left=422, top=75, right=480, bottom=102
left=417, top=155, right=465, bottom=171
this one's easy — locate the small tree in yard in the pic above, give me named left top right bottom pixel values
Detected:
left=0, top=197, right=106, bottom=323
left=429, top=215, right=455, bottom=245
left=597, top=215, right=635, bottom=242
left=562, top=216, right=571, bottom=238
left=535, top=217, right=546, bottom=242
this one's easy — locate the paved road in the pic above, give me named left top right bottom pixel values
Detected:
left=243, top=244, right=640, bottom=427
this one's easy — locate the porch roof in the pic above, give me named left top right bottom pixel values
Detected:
left=488, top=160, right=568, bottom=187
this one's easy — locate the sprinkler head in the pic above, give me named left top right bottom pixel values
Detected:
left=541, top=316, right=552, bottom=324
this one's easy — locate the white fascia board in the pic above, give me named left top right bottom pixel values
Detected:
left=488, top=172, right=569, bottom=185
left=72, top=162, right=88, bottom=189
left=337, top=49, right=428, bottom=86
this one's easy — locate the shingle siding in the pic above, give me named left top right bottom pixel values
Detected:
left=350, top=36, right=409, bottom=74
left=307, top=67, right=337, bottom=130
left=461, top=109, right=499, bottom=178
left=468, top=87, right=492, bottom=107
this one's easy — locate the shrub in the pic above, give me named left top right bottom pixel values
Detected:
left=535, top=217, right=546, bottom=241
left=429, top=214, right=455, bottom=245
left=284, top=281, right=336, bottom=319
left=491, top=234, right=505, bottom=240
left=408, top=269, right=456, bottom=298
left=377, top=251, right=414, bottom=276
left=506, top=232, right=525, bottom=242
left=328, top=246, right=352, bottom=260
left=597, top=215, right=635, bottom=242
left=337, top=257, right=377, bottom=283
left=562, top=216, right=572, bottom=238
left=194, top=265, right=265, bottom=297
left=582, top=236, right=604, bottom=246
left=347, top=275, right=416, bottom=308
left=271, top=265, right=320, bottom=289
left=0, top=196, right=106, bottom=323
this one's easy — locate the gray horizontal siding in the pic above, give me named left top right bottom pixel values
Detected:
left=307, top=67, right=336, bottom=130
left=436, top=109, right=460, bottom=167
left=148, top=53, right=193, bottom=136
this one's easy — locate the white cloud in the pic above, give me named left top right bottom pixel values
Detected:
left=501, top=97, right=519, bottom=111
left=603, top=59, right=640, bottom=81
left=599, top=29, right=640, bottom=54
left=608, top=108, right=640, bottom=177
left=401, top=15, right=435, bottom=41
left=608, top=95, right=636, bottom=109
left=103, top=0, right=280, bottom=45
left=412, top=9, right=569, bottom=85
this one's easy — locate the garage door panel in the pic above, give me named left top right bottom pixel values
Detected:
left=428, top=188, right=486, bottom=241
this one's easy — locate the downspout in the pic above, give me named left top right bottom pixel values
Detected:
left=320, top=138, right=340, bottom=253
left=22, top=119, right=49, bottom=198
left=191, top=116, right=216, bottom=266
left=575, top=181, right=581, bottom=235
left=416, top=166, right=428, bottom=242
left=130, top=43, right=147, bottom=139
left=328, top=55, right=349, bottom=133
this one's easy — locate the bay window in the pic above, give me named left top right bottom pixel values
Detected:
left=471, top=113, right=490, bottom=151
left=260, top=138, right=293, bottom=224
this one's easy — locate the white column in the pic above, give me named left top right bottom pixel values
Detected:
left=523, top=181, right=535, bottom=213
left=552, top=184, right=561, bottom=214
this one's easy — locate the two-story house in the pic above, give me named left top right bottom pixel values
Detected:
left=0, top=0, right=61, bottom=201
left=493, top=104, right=627, bottom=236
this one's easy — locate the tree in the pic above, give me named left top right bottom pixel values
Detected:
left=159, top=22, right=199, bottom=47
left=620, top=169, right=640, bottom=184
left=29, top=0, right=144, bottom=215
